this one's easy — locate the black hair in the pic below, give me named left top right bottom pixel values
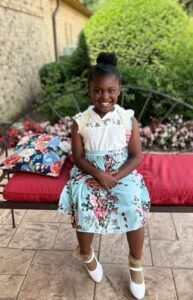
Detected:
left=87, top=52, right=121, bottom=87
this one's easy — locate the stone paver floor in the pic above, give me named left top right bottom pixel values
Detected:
left=0, top=209, right=193, bottom=300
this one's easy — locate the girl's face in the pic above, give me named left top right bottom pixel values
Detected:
left=89, top=74, right=120, bottom=116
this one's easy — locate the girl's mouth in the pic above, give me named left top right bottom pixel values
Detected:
left=99, top=100, right=112, bottom=108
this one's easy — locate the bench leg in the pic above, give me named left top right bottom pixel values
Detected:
left=11, top=209, right=16, bottom=228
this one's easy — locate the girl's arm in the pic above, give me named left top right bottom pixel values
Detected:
left=71, top=121, right=117, bottom=188
left=113, top=117, right=142, bottom=181
left=71, top=121, right=102, bottom=179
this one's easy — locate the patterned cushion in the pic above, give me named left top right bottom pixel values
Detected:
left=0, top=134, right=71, bottom=177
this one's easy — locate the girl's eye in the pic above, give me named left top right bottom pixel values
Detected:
left=108, top=89, right=116, bottom=94
left=94, top=89, right=102, bottom=94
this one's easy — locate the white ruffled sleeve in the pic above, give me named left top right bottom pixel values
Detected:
left=126, top=109, right=134, bottom=129
left=72, top=112, right=82, bottom=133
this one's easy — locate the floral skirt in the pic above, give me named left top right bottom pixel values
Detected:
left=58, top=147, right=151, bottom=233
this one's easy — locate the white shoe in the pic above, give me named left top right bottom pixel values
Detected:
left=84, top=248, right=103, bottom=283
left=129, top=265, right=145, bottom=299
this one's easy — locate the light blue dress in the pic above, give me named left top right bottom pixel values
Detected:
left=58, top=105, right=151, bottom=233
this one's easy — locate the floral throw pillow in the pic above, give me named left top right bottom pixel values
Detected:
left=0, top=134, right=71, bottom=177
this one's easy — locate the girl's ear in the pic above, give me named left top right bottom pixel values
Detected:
left=117, top=86, right=121, bottom=96
left=86, top=83, right=90, bottom=95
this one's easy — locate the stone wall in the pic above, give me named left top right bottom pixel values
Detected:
left=0, top=0, right=54, bottom=121
left=0, top=0, right=90, bottom=121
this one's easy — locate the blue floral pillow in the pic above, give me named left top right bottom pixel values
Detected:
left=0, top=134, right=71, bottom=177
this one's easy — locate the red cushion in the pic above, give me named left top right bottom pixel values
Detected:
left=3, top=153, right=193, bottom=205
left=3, top=155, right=73, bottom=202
left=137, top=153, right=193, bottom=205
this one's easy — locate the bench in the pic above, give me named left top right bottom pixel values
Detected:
left=1, top=150, right=193, bottom=228
left=0, top=87, right=193, bottom=228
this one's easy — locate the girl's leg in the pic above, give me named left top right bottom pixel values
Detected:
left=126, top=226, right=144, bottom=259
left=76, top=231, right=94, bottom=255
left=126, top=227, right=145, bottom=284
left=76, top=231, right=103, bottom=283
left=76, top=231, right=96, bottom=270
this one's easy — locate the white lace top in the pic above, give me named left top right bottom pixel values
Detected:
left=74, top=105, right=134, bottom=151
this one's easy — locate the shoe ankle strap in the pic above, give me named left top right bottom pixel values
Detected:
left=129, top=266, right=143, bottom=271
left=84, top=248, right=95, bottom=264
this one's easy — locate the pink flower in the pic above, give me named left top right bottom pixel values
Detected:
left=143, top=126, right=152, bottom=137
left=98, top=207, right=106, bottom=218
left=98, top=197, right=106, bottom=207
left=93, top=207, right=106, bottom=222
left=37, top=134, right=52, bottom=142
left=35, top=141, right=47, bottom=153
left=93, top=207, right=107, bottom=222
left=3, top=153, right=21, bottom=165
left=93, top=207, right=100, bottom=221
left=98, top=200, right=104, bottom=208
left=105, top=160, right=111, bottom=171
left=23, top=120, right=44, bottom=133
left=50, top=160, right=62, bottom=176
left=90, top=195, right=98, bottom=207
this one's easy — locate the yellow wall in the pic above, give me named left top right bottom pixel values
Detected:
left=56, top=1, right=89, bottom=57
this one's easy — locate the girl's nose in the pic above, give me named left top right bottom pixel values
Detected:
left=101, top=91, right=109, bottom=99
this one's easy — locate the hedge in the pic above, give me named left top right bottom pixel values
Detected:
left=83, top=0, right=193, bottom=119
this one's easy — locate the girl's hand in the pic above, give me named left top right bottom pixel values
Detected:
left=111, top=170, right=121, bottom=181
left=86, top=171, right=118, bottom=189
left=98, top=171, right=118, bottom=189
left=111, top=170, right=119, bottom=176
left=85, top=178, right=103, bottom=189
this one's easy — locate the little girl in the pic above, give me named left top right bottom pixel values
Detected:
left=58, top=52, right=151, bottom=300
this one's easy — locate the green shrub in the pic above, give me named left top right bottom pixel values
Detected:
left=84, top=0, right=193, bottom=119
left=36, top=75, right=90, bottom=123
left=38, top=32, right=91, bottom=120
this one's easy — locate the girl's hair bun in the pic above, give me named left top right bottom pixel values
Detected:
left=88, top=52, right=120, bottom=84
left=96, top=52, right=117, bottom=66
